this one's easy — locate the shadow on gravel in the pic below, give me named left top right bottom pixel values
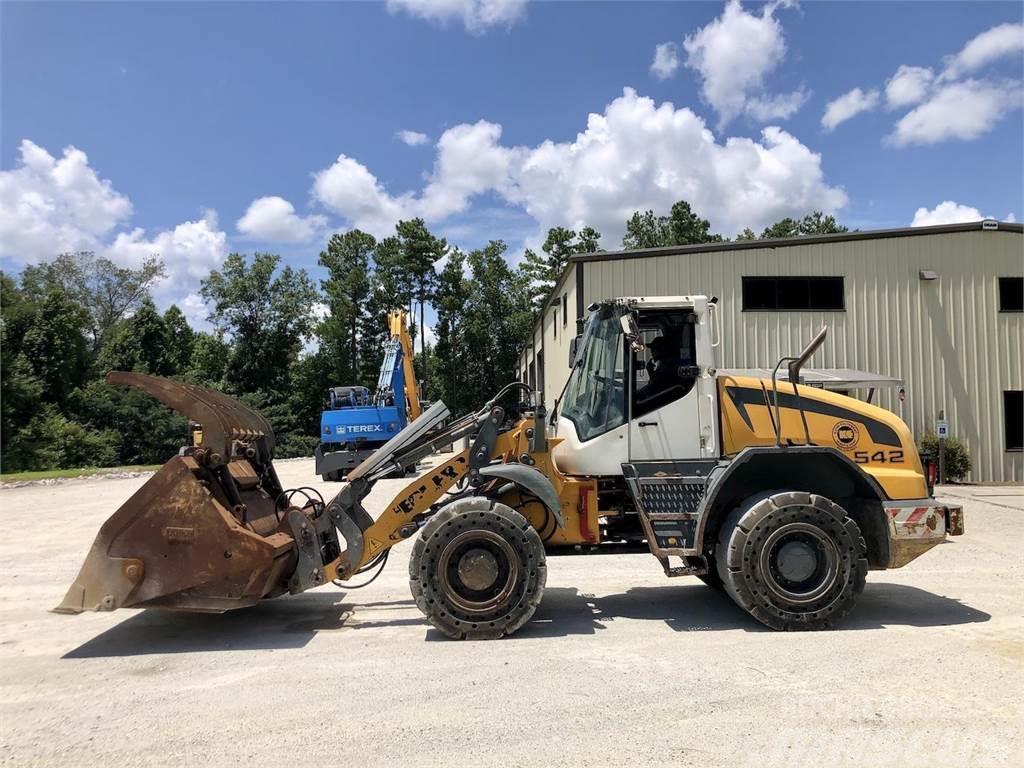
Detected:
left=510, top=582, right=991, bottom=638
left=64, top=581, right=991, bottom=654
left=62, top=591, right=413, bottom=658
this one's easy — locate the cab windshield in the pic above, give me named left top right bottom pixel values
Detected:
left=561, top=306, right=625, bottom=441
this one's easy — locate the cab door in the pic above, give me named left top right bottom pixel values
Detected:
left=627, top=308, right=706, bottom=461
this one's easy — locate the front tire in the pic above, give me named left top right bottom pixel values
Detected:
left=409, top=498, right=546, bottom=639
left=716, top=491, right=866, bottom=631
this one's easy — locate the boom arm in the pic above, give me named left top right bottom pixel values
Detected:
left=388, top=309, right=422, bottom=420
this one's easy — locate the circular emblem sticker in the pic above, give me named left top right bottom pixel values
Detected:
left=832, top=421, right=860, bottom=449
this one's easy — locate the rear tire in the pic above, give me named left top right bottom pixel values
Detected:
left=409, top=497, right=546, bottom=639
left=716, top=491, right=866, bottom=631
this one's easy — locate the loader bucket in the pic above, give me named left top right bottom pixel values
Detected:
left=56, top=373, right=299, bottom=614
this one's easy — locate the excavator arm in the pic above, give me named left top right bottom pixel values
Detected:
left=388, top=309, right=421, bottom=420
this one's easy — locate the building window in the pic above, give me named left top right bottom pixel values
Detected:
left=562, top=294, right=568, bottom=326
left=1006, top=391, right=1023, bottom=451
left=742, top=276, right=845, bottom=311
left=553, top=308, right=558, bottom=339
left=999, top=277, right=1023, bottom=312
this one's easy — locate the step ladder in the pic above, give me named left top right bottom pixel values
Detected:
left=622, top=461, right=717, bottom=577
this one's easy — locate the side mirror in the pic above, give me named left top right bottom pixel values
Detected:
left=568, top=335, right=581, bottom=368
left=619, top=312, right=645, bottom=352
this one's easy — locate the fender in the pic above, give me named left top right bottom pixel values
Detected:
left=479, top=463, right=565, bottom=528
left=694, top=445, right=889, bottom=554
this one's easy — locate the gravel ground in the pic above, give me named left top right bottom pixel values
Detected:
left=0, top=459, right=1021, bottom=767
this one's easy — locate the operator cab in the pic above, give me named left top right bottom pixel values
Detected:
left=553, top=296, right=718, bottom=476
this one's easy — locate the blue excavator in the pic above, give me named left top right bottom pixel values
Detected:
left=314, top=309, right=423, bottom=480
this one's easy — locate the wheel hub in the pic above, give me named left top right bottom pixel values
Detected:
left=759, top=520, right=840, bottom=605
left=437, top=529, right=520, bottom=615
left=457, top=548, right=499, bottom=591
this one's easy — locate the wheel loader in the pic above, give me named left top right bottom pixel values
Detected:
left=57, top=296, right=964, bottom=636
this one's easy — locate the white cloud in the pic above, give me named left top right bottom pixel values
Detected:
left=911, top=200, right=988, bottom=226
left=386, top=0, right=527, bottom=33
left=107, top=209, right=228, bottom=307
left=885, top=65, right=934, bottom=109
left=821, top=87, right=880, bottom=132
left=683, top=0, right=798, bottom=126
left=396, top=129, right=430, bottom=146
left=310, top=87, right=846, bottom=244
left=888, top=79, right=1023, bottom=146
left=0, top=139, right=133, bottom=263
left=650, top=42, right=680, bottom=80
left=942, top=22, right=1024, bottom=80
left=236, top=196, right=326, bottom=242
left=746, top=89, right=807, bottom=121
left=0, top=138, right=229, bottom=319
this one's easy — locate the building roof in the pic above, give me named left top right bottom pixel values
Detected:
left=571, top=219, right=1023, bottom=264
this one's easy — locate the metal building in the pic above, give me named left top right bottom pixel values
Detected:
left=520, top=221, right=1024, bottom=483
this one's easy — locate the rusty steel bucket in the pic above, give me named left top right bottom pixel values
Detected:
left=55, top=373, right=299, bottom=614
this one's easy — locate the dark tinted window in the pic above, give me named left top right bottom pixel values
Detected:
left=630, top=309, right=698, bottom=418
left=562, top=293, right=568, bottom=325
left=742, top=277, right=845, bottom=311
left=1006, top=391, right=1023, bottom=451
left=999, top=277, right=1023, bottom=312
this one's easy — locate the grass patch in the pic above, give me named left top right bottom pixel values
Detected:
left=0, top=464, right=161, bottom=482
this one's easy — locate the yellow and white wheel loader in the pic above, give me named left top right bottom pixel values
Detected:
left=58, top=296, right=964, bottom=636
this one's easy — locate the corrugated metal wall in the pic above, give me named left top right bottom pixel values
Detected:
left=522, top=228, right=1023, bottom=482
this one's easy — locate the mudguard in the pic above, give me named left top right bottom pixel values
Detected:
left=479, top=463, right=565, bottom=528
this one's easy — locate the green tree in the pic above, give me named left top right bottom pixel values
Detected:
left=200, top=253, right=317, bottom=395
left=395, top=219, right=447, bottom=392
left=20, top=287, right=91, bottom=404
left=97, top=297, right=170, bottom=375
left=735, top=227, right=758, bottom=240
left=759, top=211, right=848, bottom=239
left=20, top=252, right=165, bottom=351
left=186, top=332, right=231, bottom=387
left=162, top=305, right=195, bottom=375
left=460, top=241, right=534, bottom=410
left=319, top=230, right=375, bottom=386
left=622, top=200, right=721, bottom=250
left=431, top=248, right=471, bottom=409
left=6, top=404, right=119, bottom=471
left=521, top=225, right=602, bottom=310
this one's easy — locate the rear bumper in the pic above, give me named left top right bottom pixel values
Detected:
left=884, top=500, right=964, bottom=568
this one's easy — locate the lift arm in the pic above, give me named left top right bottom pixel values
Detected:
left=388, top=309, right=422, bottom=420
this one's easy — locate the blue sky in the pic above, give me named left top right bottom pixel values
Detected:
left=2, top=1, right=1022, bottom=329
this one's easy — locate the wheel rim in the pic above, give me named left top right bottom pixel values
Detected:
left=437, top=529, right=519, bottom=615
left=759, top=521, right=840, bottom=605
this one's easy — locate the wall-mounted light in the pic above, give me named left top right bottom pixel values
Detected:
left=919, top=269, right=938, bottom=281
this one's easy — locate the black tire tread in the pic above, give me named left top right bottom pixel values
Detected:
left=716, top=491, right=867, bottom=631
left=409, top=497, right=546, bottom=640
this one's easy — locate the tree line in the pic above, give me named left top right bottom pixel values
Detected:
left=0, top=202, right=845, bottom=473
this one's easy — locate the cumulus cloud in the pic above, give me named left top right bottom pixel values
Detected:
left=650, top=42, right=680, bottom=80
left=942, top=22, right=1024, bottom=80
left=911, top=200, right=988, bottom=226
left=396, top=130, right=430, bottom=146
left=746, top=89, right=808, bottom=121
left=888, top=79, right=1023, bottom=146
left=386, top=0, right=527, bottom=33
left=0, top=139, right=228, bottom=319
left=885, top=65, right=934, bottom=109
left=821, top=87, right=880, bottom=132
left=236, top=196, right=326, bottom=242
left=310, top=87, right=846, bottom=243
left=683, top=0, right=799, bottom=126
left=0, top=139, right=133, bottom=263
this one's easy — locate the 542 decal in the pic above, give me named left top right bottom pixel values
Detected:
left=853, top=449, right=904, bottom=464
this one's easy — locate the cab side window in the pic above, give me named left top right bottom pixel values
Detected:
left=630, top=310, right=698, bottom=418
